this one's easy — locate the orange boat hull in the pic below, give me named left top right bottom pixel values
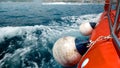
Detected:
left=78, top=11, right=120, bottom=68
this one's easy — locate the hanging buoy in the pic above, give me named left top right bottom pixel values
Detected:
left=79, top=22, right=96, bottom=36
left=52, top=36, right=82, bottom=67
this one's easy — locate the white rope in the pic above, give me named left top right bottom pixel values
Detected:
left=87, top=35, right=112, bottom=48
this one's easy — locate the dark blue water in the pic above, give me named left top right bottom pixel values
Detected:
left=0, top=2, right=103, bottom=68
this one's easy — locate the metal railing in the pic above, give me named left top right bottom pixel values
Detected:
left=107, top=0, right=120, bottom=57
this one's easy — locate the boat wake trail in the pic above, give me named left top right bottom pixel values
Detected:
left=0, top=13, right=102, bottom=68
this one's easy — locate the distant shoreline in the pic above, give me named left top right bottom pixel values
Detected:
left=0, top=2, right=104, bottom=5
left=0, top=0, right=105, bottom=3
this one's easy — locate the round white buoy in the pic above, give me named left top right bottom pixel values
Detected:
left=79, top=22, right=96, bottom=36
left=52, top=36, right=82, bottom=67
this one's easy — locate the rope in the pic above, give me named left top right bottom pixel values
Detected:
left=81, top=35, right=113, bottom=60
left=87, top=35, right=112, bottom=48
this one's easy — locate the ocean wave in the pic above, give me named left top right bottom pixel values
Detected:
left=0, top=10, right=102, bottom=67
left=58, top=13, right=102, bottom=27
left=0, top=25, right=81, bottom=67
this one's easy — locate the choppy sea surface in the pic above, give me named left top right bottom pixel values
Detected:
left=0, top=2, right=103, bottom=68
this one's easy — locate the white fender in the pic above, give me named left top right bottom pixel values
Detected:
left=79, top=22, right=96, bottom=36
left=52, top=36, right=81, bottom=67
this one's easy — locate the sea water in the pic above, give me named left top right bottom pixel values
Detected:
left=0, top=2, right=103, bottom=68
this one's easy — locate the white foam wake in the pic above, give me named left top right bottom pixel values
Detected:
left=0, top=13, right=102, bottom=43
left=0, top=25, right=79, bottom=43
left=61, top=13, right=102, bottom=27
left=0, top=13, right=102, bottom=68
